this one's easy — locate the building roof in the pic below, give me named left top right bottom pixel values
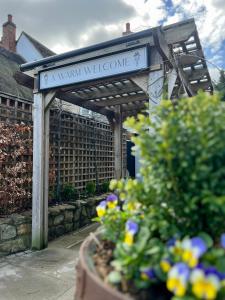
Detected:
left=20, top=31, right=55, bottom=58
left=0, top=46, right=32, bottom=99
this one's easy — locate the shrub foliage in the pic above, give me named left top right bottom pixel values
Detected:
left=0, top=122, right=32, bottom=215
left=126, top=92, right=225, bottom=238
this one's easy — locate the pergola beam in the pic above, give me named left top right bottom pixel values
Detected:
left=56, top=91, right=115, bottom=118
left=93, top=93, right=147, bottom=107
left=70, top=81, right=143, bottom=101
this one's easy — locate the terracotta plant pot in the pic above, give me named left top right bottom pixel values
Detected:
left=75, top=234, right=132, bottom=300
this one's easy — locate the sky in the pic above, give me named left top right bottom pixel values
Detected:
left=0, top=0, right=224, bottom=82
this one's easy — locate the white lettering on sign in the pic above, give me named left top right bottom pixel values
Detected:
left=39, top=46, right=148, bottom=90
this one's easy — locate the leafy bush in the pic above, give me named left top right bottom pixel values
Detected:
left=0, top=122, right=32, bottom=215
left=125, top=92, right=225, bottom=238
left=99, top=181, right=110, bottom=193
left=61, top=184, right=78, bottom=201
left=95, top=93, right=225, bottom=300
left=85, top=181, right=96, bottom=196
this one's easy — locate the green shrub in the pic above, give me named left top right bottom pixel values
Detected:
left=99, top=181, right=110, bottom=193
left=61, top=184, right=78, bottom=201
left=85, top=181, right=96, bottom=196
left=125, top=92, right=225, bottom=238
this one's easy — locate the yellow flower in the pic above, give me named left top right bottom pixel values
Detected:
left=192, top=278, right=218, bottom=299
left=124, top=232, right=134, bottom=246
left=141, top=272, right=149, bottom=281
left=96, top=201, right=106, bottom=218
left=167, top=263, right=189, bottom=297
left=190, top=269, right=220, bottom=300
left=107, top=201, right=117, bottom=209
left=167, top=278, right=186, bottom=297
left=182, top=250, right=198, bottom=268
left=160, top=260, right=171, bottom=273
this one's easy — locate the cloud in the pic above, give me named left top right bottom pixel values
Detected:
left=0, top=0, right=135, bottom=49
left=0, top=0, right=224, bottom=70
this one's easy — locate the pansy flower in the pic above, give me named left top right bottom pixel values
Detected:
left=167, top=263, right=190, bottom=297
left=96, top=200, right=107, bottom=218
left=106, top=194, right=118, bottom=209
left=181, top=237, right=207, bottom=268
left=124, top=220, right=138, bottom=246
left=169, top=240, right=183, bottom=256
left=160, top=258, right=172, bottom=273
left=140, top=267, right=156, bottom=281
left=190, top=269, right=220, bottom=300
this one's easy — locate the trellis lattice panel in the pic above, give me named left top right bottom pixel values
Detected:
left=0, top=93, right=127, bottom=193
left=50, top=109, right=127, bottom=190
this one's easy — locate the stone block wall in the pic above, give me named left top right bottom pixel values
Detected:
left=0, top=194, right=107, bottom=256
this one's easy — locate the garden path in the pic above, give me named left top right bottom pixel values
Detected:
left=0, top=223, right=98, bottom=300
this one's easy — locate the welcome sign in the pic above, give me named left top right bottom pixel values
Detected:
left=39, top=46, right=149, bottom=90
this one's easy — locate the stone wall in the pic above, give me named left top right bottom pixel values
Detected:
left=0, top=194, right=106, bottom=256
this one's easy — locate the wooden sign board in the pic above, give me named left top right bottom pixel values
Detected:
left=39, top=46, right=149, bottom=90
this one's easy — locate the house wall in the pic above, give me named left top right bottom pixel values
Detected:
left=16, top=33, right=43, bottom=62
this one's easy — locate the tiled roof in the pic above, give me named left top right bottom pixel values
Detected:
left=0, top=46, right=32, bottom=99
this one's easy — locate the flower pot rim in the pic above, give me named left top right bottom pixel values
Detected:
left=78, top=233, right=133, bottom=300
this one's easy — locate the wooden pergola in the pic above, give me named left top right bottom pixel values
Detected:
left=16, top=18, right=212, bottom=250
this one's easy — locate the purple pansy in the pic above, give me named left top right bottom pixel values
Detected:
left=167, top=238, right=176, bottom=247
left=191, top=237, right=207, bottom=257
left=126, top=220, right=138, bottom=234
left=142, top=268, right=156, bottom=279
left=175, top=263, right=190, bottom=278
left=196, top=264, right=225, bottom=280
left=106, top=194, right=118, bottom=202
left=99, top=200, right=107, bottom=208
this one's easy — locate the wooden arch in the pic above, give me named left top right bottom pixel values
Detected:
left=15, top=18, right=212, bottom=250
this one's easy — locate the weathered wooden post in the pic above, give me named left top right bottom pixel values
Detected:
left=114, top=105, right=123, bottom=180
left=32, top=88, right=55, bottom=250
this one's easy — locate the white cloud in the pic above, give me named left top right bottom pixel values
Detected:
left=170, top=0, right=225, bottom=58
left=122, top=0, right=167, bottom=30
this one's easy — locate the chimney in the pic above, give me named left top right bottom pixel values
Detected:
left=1, top=14, right=16, bottom=52
left=122, top=23, right=132, bottom=36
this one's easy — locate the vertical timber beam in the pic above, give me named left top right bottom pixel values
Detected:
left=148, top=48, right=164, bottom=110
left=32, top=90, right=55, bottom=250
left=168, top=68, right=178, bottom=99
left=114, top=105, right=123, bottom=180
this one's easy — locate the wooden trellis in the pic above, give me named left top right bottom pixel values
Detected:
left=50, top=109, right=127, bottom=190
left=0, top=92, right=126, bottom=192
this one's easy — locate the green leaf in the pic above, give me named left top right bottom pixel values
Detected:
left=216, top=257, right=225, bottom=273
left=154, top=266, right=166, bottom=281
left=198, top=232, right=213, bottom=248
left=136, top=226, right=150, bottom=252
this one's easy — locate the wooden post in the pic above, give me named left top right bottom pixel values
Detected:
left=114, top=105, right=123, bottom=180
left=32, top=91, right=55, bottom=250
left=168, top=68, right=178, bottom=99
left=32, top=92, right=45, bottom=250
left=148, top=49, right=164, bottom=109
